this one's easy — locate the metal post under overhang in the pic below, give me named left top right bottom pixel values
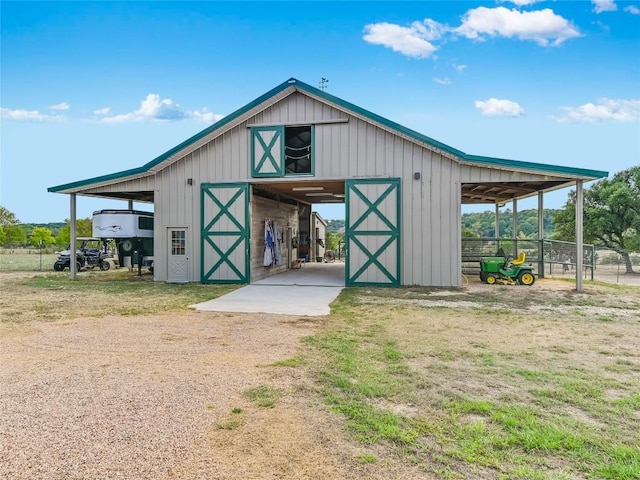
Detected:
left=512, top=198, right=518, bottom=256
left=576, top=180, right=584, bottom=292
left=495, top=203, right=500, bottom=238
left=128, top=199, right=134, bottom=210
left=538, top=191, right=545, bottom=278
left=70, top=194, right=77, bottom=280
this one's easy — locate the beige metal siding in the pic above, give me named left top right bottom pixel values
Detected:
left=460, top=164, right=558, bottom=182
left=153, top=91, right=463, bottom=286
left=82, top=175, right=155, bottom=195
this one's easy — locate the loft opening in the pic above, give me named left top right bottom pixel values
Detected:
left=285, top=125, right=312, bottom=175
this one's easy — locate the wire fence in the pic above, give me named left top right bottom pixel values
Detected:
left=4, top=244, right=639, bottom=286
left=462, top=238, right=640, bottom=287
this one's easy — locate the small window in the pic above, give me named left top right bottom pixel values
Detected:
left=285, top=126, right=312, bottom=175
left=171, top=231, right=185, bottom=256
left=138, top=216, right=153, bottom=230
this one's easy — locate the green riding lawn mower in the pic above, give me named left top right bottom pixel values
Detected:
left=480, top=251, right=536, bottom=286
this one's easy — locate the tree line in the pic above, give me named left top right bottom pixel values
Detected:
left=0, top=207, right=93, bottom=248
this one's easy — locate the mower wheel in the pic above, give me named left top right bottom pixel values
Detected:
left=479, top=272, right=488, bottom=282
left=100, top=260, right=111, bottom=271
left=518, top=271, right=535, bottom=286
left=486, top=274, right=497, bottom=285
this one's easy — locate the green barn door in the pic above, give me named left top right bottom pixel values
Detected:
left=345, top=178, right=401, bottom=287
left=251, top=126, right=284, bottom=177
left=201, top=183, right=250, bottom=284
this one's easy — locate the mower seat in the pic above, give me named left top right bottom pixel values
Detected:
left=511, top=252, right=526, bottom=265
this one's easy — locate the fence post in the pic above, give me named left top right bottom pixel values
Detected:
left=538, top=240, right=545, bottom=278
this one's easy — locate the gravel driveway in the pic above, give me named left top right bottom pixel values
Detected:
left=0, top=311, right=364, bottom=479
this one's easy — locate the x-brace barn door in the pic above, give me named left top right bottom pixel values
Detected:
left=251, top=126, right=284, bottom=177
left=201, top=183, right=250, bottom=283
left=345, top=178, right=401, bottom=287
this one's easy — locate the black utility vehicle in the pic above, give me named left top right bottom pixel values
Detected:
left=53, top=238, right=113, bottom=272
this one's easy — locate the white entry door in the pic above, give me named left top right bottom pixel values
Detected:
left=167, top=228, right=189, bottom=283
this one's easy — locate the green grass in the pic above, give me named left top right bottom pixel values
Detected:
left=244, top=385, right=282, bottom=408
left=305, top=287, right=640, bottom=479
left=216, top=409, right=245, bottom=430
left=266, top=355, right=307, bottom=367
left=0, top=252, right=58, bottom=271
left=1, top=271, right=238, bottom=322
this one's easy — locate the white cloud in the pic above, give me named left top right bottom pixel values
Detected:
left=552, top=98, right=640, bottom=122
left=433, top=77, right=452, bottom=85
left=475, top=98, right=525, bottom=117
left=592, top=0, right=617, bottom=13
left=456, top=7, right=581, bottom=46
left=190, top=108, right=225, bottom=123
left=93, top=107, right=110, bottom=116
left=364, top=6, right=580, bottom=59
left=504, top=0, right=542, bottom=6
left=625, top=5, right=640, bottom=14
left=0, top=107, right=62, bottom=122
left=453, top=63, right=468, bottom=72
left=362, top=21, right=443, bottom=58
left=100, top=94, right=222, bottom=124
left=49, top=102, right=70, bottom=111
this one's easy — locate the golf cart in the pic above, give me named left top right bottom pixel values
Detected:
left=53, top=237, right=113, bottom=272
left=480, top=251, right=536, bottom=286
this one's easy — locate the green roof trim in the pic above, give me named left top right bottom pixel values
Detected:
left=48, top=77, right=608, bottom=193
left=463, top=155, right=608, bottom=179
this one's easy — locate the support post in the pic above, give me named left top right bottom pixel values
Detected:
left=494, top=203, right=500, bottom=239
left=538, top=192, right=545, bottom=278
left=576, top=180, right=584, bottom=292
left=128, top=199, right=134, bottom=210
left=512, top=198, right=518, bottom=256
left=70, top=194, right=77, bottom=280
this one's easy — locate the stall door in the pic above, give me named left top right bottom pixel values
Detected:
left=201, top=183, right=250, bottom=283
left=345, top=178, right=401, bottom=287
left=167, top=228, right=189, bottom=283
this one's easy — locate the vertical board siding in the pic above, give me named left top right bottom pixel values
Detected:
left=153, top=91, right=462, bottom=286
left=250, top=196, right=298, bottom=283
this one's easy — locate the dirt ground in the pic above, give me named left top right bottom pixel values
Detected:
left=1, top=272, right=638, bottom=479
left=0, top=272, right=423, bottom=480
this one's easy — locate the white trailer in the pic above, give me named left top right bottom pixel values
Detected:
left=92, top=209, right=153, bottom=238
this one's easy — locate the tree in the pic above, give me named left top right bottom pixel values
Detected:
left=325, top=231, right=344, bottom=251
left=30, top=227, right=56, bottom=248
left=0, top=226, right=6, bottom=246
left=4, top=225, right=26, bottom=247
left=56, top=218, right=93, bottom=246
left=554, top=166, right=640, bottom=274
left=0, top=206, right=19, bottom=227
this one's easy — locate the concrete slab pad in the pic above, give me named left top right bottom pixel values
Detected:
left=191, top=262, right=345, bottom=316
left=190, top=285, right=343, bottom=316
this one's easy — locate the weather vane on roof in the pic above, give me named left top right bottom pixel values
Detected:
left=319, top=77, right=329, bottom=91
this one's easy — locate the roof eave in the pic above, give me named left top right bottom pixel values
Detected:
left=461, top=155, right=608, bottom=181
left=48, top=167, right=150, bottom=193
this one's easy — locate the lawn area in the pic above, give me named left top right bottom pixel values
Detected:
left=307, top=282, right=640, bottom=479
left=1, top=271, right=638, bottom=479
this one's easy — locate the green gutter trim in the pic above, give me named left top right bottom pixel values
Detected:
left=462, top=155, right=608, bottom=180
left=48, top=166, right=149, bottom=192
left=48, top=77, right=609, bottom=193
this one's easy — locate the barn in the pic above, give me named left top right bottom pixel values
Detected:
left=49, top=78, right=607, bottom=289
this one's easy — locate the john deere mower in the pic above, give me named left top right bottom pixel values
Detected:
left=480, top=251, right=536, bottom=286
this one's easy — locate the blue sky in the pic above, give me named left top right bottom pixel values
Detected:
left=1, top=0, right=639, bottom=223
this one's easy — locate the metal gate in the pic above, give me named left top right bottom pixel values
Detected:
left=201, top=183, right=250, bottom=283
left=345, top=178, right=401, bottom=287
